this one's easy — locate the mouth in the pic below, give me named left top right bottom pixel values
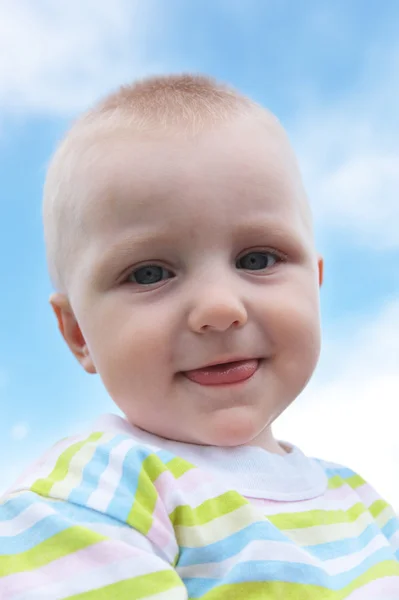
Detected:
left=182, top=358, right=261, bottom=386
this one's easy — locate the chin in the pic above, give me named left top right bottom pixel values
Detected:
left=204, top=412, right=263, bottom=447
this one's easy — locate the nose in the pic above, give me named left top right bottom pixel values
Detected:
left=188, top=291, right=248, bottom=333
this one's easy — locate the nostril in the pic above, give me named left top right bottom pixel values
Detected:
left=200, top=320, right=241, bottom=332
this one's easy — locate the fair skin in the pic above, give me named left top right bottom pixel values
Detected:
left=51, top=116, right=323, bottom=453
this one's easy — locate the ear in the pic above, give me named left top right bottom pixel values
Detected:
left=318, top=255, right=324, bottom=287
left=50, top=293, right=97, bottom=374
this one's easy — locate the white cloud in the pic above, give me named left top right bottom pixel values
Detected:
left=10, top=422, right=30, bottom=441
left=275, top=299, right=399, bottom=511
left=1, top=1, right=397, bottom=250
left=290, top=43, right=399, bottom=249
left=0, top=0, right=162, bottom=115
left=294, top=113, right=399, bottom=249
left=317, top=153, right=399, bottom=245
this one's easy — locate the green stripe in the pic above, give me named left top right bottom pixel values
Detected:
left=327, top=475, right=345, bottom=490
left=370, top=498, right=390, bottom=519
left=269, top=502, right=366, bottom=530
left=170, top=491, right=247, bottom=527
left=200, top=560, right=399, bottom=599
left=30, top=432, right=104, bottom=497
left=341, top=559, right=399, bottom=598
left=142, top=453, right=168, bottom=482
left=345, top=473, right=366, bottom=489
left=202, top=581, right=337, bottom=599
left=68, top=570, right=184, bottom=599
left=127, top=456, right=159, bottom=535
left=327, top=473, right=366, bottom=491
left=166, top=456, right=195, bottom=478
left=0, top=526, right=105, bottom=577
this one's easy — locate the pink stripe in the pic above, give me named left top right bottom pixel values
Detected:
left=5, top=436, right=81, bottom=495
left=0, top=539, right=140, bottom=598
left=148, top=496, right=174, bottom=550
left=322, top=483, right=359, bottom=502
left=153, top=469, right=175, bottom=497
left=177, top=467, right=215, bottom=492
left=353, top=482, right=381, bottom=507
left=154, top=467, right=214, bottom=499
left=346, top=575, right=399, bottom=598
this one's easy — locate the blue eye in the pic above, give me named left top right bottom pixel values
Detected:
left=128, top=265, right=174, bottom=285
left=236, top=251, right=278, bottom=270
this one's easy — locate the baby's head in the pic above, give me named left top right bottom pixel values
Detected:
left=44, top=74, right=323, bottom=451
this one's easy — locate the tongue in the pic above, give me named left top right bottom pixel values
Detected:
left=184, top=359, right=259, bottom=385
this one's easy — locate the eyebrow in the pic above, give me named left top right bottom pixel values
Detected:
left=88, top=217, right=307, bottom=282
left=87, top=228, right=177, bottom=281
left=231, top=218, right=308, bottom=253
left=232, top=219, right=302, bottom=239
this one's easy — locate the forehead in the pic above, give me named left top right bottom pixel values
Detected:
left=77, top=118, right=310, bottom=240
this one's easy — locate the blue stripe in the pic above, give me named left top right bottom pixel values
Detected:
left=0, top=491, right=126, bottom=526
left=323, top=466, right=356, bottom=480
left=156, top=450, right=178, bottom=464
left=0, top=493, right=38, bottom=520
left=383, top=516, right=399, bottom=539
left=0, top=491, right=131, bottom=554
left=184, top=548, right=396, bottom=597
left=306, top=522, right=381, bottom=560
left=0, top=490, right=126, bottom=534
left=0, top=514, right=71, bottom=554
left=178, top=520, right=288, bottom=567
left=106, top=445, right=153, bottom=522
left=0, top=498, right=128, bottom=554
left=68, top=434, right=128, bottom=506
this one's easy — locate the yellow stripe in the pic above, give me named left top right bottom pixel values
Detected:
left=170, top=491, right=247, bottom=527
left=269, top=502, right=366, bottom=530
left=370, top=499, right=389, bottom=519
left=345, top=474, right=366, bottom=489
left=30, top=433, right=104, bottom=497
left=327, top=475, right=345, bottom=490
left=68, top=570, right=184, bottom=600
left=283, top=510, right=374, bottom=545
left=167, top=457, right=195, bottom=479
left=127, top=455, right=160, bottom=535
left=175, top=503, right=257, bottom=548
left=197, top=560, right=399, bottom=599
left=0, top=526, right=105, bottom=577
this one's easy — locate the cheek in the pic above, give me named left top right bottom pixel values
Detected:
left=266, top=281, right=321, bottom=370
left=87, top=304, right=173, bottom=390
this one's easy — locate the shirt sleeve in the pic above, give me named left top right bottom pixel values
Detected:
left=0, top=432, right=188, bottom=599
left=0, top=491, right=187, bottom=599
left=333, top=463, right=399, bottom=559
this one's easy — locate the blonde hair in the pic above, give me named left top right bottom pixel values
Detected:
left=43, top=74, right=282, bottom=292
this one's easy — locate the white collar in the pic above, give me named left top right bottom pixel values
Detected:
left=93, top=413, right=328, bottom=501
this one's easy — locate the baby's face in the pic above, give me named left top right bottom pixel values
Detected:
left=54, top=117, right=322, bottom=449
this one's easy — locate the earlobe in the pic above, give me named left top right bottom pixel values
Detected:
left=49, top=293, right=97, bottom=374
left=318, top=256, right=324, bottom=287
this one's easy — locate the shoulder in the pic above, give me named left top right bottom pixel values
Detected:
left=5, top=428, right=196, bottom=517
left=313, top=457, right=366, bottom=487
left=314, top=456, right=397, bottom=522
left=313, top=456, right=391, bottom=502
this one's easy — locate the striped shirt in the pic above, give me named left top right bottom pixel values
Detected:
left=1, top=414, right=399, bottom=599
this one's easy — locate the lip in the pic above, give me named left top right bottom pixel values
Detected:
left=182, top=358, right=262, bottom=386
left=190, top=356, right=259, bottom=370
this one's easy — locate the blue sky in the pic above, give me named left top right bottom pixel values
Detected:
left=1, top=0, right=399, bottom=507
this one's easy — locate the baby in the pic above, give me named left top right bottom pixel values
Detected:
left=1, top=74, right=398, bottom=599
